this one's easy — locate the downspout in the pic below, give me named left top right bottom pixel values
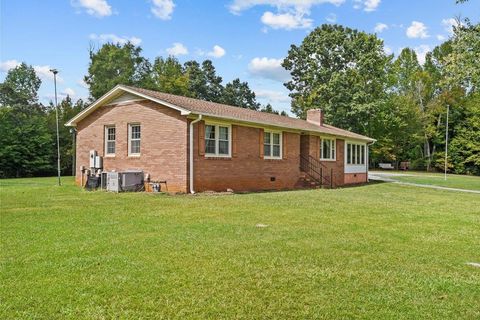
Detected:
left=189, top=115, right=202, bottom=194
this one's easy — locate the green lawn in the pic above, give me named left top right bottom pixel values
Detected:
left=371, top=170, right=480, bottom=191
left=1, top=177, right=480, bottom=319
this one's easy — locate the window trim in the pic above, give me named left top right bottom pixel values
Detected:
left=204, top=122, right=232, bottom=158
left=128, top=123, right=141, bottom=157
left=104, top=125, right=116, bottom=157
left=320, top=137, right=336, bottom=161
left=346, top=141, right=366, bottom=166
left=264, top=130, right=282, bottom=160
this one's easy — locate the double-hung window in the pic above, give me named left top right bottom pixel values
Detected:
left=321, top=138, right=336, bottom=160
left=346, top=143, right=365, bottom=165
left=205, top=124, right=230, bottom=157
left=128, top=124, right=141, bottom=156
left=264, top=131, right=282, bottom=159
left=105, top=126, right=116, bottom=156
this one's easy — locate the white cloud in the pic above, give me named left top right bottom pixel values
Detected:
left=326, top=13, right=337, bottom=23
left=384, top=45, right=392, bottom=55
left=248, top=57, right=290, bottom=82
left=228, top=0, right=345, bottom=14
left=414, top=45, right=431, bottom=65
left=261, top=11, right=312, bottom=30
left=364, top=0, right=380, bottom=11
left=72, top=0, right=112, bottom=17
left=437, top=34, right=446, bottom=41
left=442, top=18, right=464, bottom=35
left=63, top=88, right=76, bottom=97
left=89, top=33, right=142, bottom=46
left=255, top=89, right=290, bottom=103
left=0, top=60, right=64, bottom=82
left=353, top=0, right=380, bottom=12
left=33, top=65, right=64, bottom=83
left=229, top=0, right=344, bottom=31
left=374, top=22, right=388, bottom=33
left=0, top=59, right=20, bottom=72
left=406, top=21, right=429, bottom=39
left=207, top=45, right=226, bottom=58
left=166, top=42, right=188, bottom=56
left=151, top=0, right=175, bottom=20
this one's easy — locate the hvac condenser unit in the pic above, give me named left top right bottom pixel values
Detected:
left=120, top=171, right=144, bottom=191
left=106, top=172, right=120, bottom=192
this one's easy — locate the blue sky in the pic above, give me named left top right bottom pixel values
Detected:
left=1, top=0, right=478, bottom=113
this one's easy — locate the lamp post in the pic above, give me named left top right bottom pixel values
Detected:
left=444, top=104, right=449, bottom=181
left=50, top=69, right=61, bottom=186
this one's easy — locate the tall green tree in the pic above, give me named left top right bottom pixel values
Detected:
left=0, top=64, right=53, bottom=177
left=282, top=24, right=390, bottom=136
left=201, top=60, right=224, bottom=102
left=184, top=60, right=208, bottom=99
left=150, top=56, right=189, bottom=96
left=84, top=42, right=151, bottom=99
left=222, top=78, right=260, bottom=110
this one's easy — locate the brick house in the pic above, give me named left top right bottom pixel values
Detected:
left=66, top=85, right=375, bottom=193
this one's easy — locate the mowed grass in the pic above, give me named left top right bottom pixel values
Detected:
left=371, top=170, right=480, bottom=191
left=1, top=177, right=480, bottom=319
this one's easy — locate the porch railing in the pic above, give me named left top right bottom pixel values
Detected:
left=299, top=154, right=333, bottom=188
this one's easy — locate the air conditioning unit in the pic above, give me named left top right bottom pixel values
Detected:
left=106, top=172, right=120, bottom=192
left=120, top=171, right=144, bottom=191
left=89, top=150, right=97, bottom=168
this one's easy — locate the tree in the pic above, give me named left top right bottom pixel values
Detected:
left=84, top=42, right=151, bottom=99
left=0, top=64, right=53, bottom=177
left=184, top=60, right=208, bottom=99
left=0, top=63, right=42, bottom=112
left=222, top=78, right=260, bottom=110
left=282, top=24, right=390, bottom=136
left=201, top=60, right=224, bottom=102
left=449, top=93, right=480, bottom=174
left=150, top=56, right=189, bottom=96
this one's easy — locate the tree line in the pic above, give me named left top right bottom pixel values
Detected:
left=283, top=19, right=479, bottom=174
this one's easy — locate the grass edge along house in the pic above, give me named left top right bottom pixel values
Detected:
left=66, top=85, right=375, bottom=193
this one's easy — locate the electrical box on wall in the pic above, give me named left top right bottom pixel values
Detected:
left=89, top=150, right=97, bottom=168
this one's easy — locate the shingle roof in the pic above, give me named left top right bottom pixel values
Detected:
left=122, top=86, right=375, bottom=142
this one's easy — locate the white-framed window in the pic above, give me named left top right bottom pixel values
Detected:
left=346, top=142, right=365, bottom=165
left=105, top=125, right=116, bottom=156
left=128, top=123, right=141, bottom=156
left=205, top=123, right=231, bottom=157
left=321, top=138, right=336, bottom=160
left=264, top=131, right=282, bottom=159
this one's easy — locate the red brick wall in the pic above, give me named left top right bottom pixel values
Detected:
left=75, top=100, right=188, bottom=193
left=191, top=121, right=303, bottom=192
left=344, top=173, right=368, bottom=185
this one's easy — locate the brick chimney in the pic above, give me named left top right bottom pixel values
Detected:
left=306, top=109, right=323, bottom=126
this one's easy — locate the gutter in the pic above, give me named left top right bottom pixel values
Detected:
left=189, top=115, right=202, bottom=194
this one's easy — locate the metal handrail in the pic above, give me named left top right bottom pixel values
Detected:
left=299, top=154, right=333, bottom=187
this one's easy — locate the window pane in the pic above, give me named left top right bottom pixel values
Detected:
left=357, top=145, right=361, bottom=164
left=108, top=127, right=115, bottom=140
left=272, top=133, right=280, bottom=145
left=131, top=125, right=141, bottom=139
left=361, top=145, right=365, bottom=165
left=352, top=143, right=356, bottom=164
left=205, top=139, right=216, bottom=154
left=322, top=140, right=330, bottom=159
left=272, top=145, right=280, bottom=157
left=264, top=132, right=270, bottom=144
left=107, top=141, right=115, bottom=154
left=347, top=144, right=351, bottom=164
left=205, top=125, right=215, bottom=140
left=331, top=140, right=335, bottom=159
left=219, top=126, right=228, bottom=141
left=131, top=140, right=140, bottom=154
left=264, top=144, right=271, bottom=157
left=219, top=140, right=229, bottom=155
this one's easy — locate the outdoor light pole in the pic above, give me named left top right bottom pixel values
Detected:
left=50, top=69, right=61, bottom=186
left=444, top=104, right=449, bottom=181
